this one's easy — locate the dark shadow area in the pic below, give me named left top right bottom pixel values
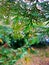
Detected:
left=10, top=38, right=25, bottom=49
left=30, top=42, right=49, bottom=49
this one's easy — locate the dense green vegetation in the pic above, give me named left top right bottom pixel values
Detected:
left=0, top=0, right=49, bottom=65
left=0, top=0, right=49, bottom=47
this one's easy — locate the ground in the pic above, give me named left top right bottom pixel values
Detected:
left=15, top=47, right=49, bottom=65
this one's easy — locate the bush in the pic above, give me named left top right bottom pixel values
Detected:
left=0, top=0, right=49, bottom=48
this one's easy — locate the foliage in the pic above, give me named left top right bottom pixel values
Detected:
left=0, top=0, right=49, bottom=65
left=0, top=25, right=13, bottom=46
left=0, top=0, right=49, bottom=47
left=0, top=46, right=28, bottom=65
